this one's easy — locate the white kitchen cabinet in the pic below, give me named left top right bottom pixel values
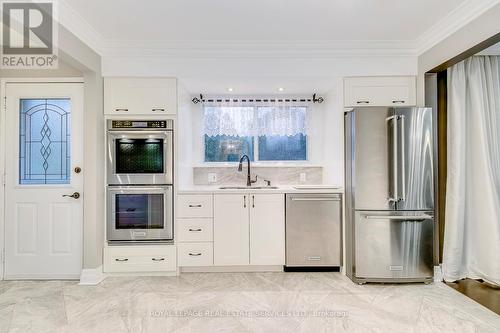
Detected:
left=249, top=194, right=285, bottom=265
left=214, top=194, right=250, bottom=265
left=177, top=218, right=213, bottom=242
left=104, top=77, right=177, bottom=115
left=344, top=76, right=416, bottom=107
left=213, top=193, right=285, bottom=266
left=177, top=195, right=213, bottom=218
left=177, top=243, right=213, bottom=266
left=103, top=245, right=176, bottom=273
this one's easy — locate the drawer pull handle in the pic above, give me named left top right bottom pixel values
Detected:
left=115, top=108, right=129, bottom=112
left=392, top=100, right=406, bottom=104
left=152, top=258, right=165, bottom=261
left=356, top=101, right=370, bottom=104
left=152, top=108, right=165, bottom=112
left=189, top=253, right=202, bottom=256
left=189, top=228, right=202, bottom=232
left=188, top=204, right=202, bottom=208
left=115, top=258, right=129, bottom=262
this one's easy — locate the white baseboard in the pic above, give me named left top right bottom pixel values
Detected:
left=79, top=265, right=106, bottom=285
left=180, top=265, right=284, bottom=273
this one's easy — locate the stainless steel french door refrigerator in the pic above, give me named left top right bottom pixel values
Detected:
left=345, top=107, right=435, bottom=283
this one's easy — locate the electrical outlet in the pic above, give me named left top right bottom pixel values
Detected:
left=299, top=173, right=307, bottom=182
left=208, top=173, right=217, bottom=183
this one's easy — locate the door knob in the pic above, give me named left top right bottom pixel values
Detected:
left=62, top=192, right=80, bottom=199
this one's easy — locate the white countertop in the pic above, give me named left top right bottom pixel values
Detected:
left=178, top=185, right=344, bottom=195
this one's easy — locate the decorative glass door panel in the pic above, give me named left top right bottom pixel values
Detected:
left=19, top=98, right=71, bottom=185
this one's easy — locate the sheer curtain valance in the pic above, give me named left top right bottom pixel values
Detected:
left=203, top=105, right=308, bottom=137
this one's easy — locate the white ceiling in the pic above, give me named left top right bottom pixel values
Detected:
left=66, top=0, right=466, bottom=42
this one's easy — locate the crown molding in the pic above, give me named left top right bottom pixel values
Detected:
left=414, top=0, right=500, bottom=55
left=56, top=0, right=500, bottom=60
left=101, top=39, right=417, bottom=58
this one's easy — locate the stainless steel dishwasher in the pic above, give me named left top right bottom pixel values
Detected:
left=285, top=193, right=342, bottom=268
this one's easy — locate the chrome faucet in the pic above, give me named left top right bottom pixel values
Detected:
left=238, top=154, right=257, bottom=187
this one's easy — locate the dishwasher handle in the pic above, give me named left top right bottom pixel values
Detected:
left=290, top=197, right=341, bottom=202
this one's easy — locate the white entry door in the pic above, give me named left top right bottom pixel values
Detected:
left=4, top=83, right=84, bottom=279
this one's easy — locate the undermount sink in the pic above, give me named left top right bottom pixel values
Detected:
left=219, top=186, right=279, bottom=190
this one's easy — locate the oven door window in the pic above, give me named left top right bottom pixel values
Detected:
left=115, top=194, right=164, bottom=229
left=115, top=139, right=164, bottom=174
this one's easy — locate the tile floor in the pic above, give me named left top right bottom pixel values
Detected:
left=0, top=272, right=499, bottom=333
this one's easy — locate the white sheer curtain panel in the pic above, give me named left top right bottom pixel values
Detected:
left=203, top=100, right=307, bottom=137
left=444, top=55, right=500, bottom=286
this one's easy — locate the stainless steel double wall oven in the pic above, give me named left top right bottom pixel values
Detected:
left=106, top=120, right=173, bottom=242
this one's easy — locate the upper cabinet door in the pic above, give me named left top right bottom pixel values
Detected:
left=344, top=76, right=416, bottom=107
left=213, top=194, right=250, bottom=266
left=249, top=194, right=285, bottom=265
left=104, top=77, right=177, bottom=115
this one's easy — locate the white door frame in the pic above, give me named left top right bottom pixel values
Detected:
left=0, top=77, right=84, bottom=280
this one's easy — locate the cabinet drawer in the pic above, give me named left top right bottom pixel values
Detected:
left=177, top=195, right=213, bottom=218
left=177, top=218, right=213, bottom=242
left=177, top=243, right=213, bottom=266
left=104, top=245, right=176, bottom=273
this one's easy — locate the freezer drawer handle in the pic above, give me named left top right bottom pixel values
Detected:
left=307, top=256, right=322, bottom=261
left=290, top=198, right=340, bottom=202
left=363, top=214, right=432, bottom=221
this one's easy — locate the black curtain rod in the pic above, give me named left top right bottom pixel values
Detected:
left=192, top=93, right=324, bottom=104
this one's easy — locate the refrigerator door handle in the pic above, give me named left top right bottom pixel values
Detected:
left=398, top=115, right=406, bottom=202
left=386, top=115, right=398, bottom=203
left=363, top=214, right=433, bottom=221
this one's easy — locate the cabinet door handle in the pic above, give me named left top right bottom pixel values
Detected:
left=189, top=253, right=202, bottom=256
left=243, top=195, right=247, bottom=208
left=152, top=258, right=165, bottom=261
left=356, top=101, right=370, bottom=104
left=392, top=100, right=406, bottom=104
left=188, top=204, right=202, bottom=208
left=115, top=258, right=128, bottom=262
left=252, top=195, right=255, bottom=208
left=152, top=108, right=165, bottom=112
left=115, top=108, right=129, bottom=112
left=188, top=228, right=202, bottom=232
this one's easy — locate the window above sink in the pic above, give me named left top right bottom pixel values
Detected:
left=203, top=106, right=308, bottom=162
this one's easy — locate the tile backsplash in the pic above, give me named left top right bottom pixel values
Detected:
left=193, top=166, right=322, bottom=185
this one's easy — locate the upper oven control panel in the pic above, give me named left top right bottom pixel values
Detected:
left=108, top=120, right=173, bottom=130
